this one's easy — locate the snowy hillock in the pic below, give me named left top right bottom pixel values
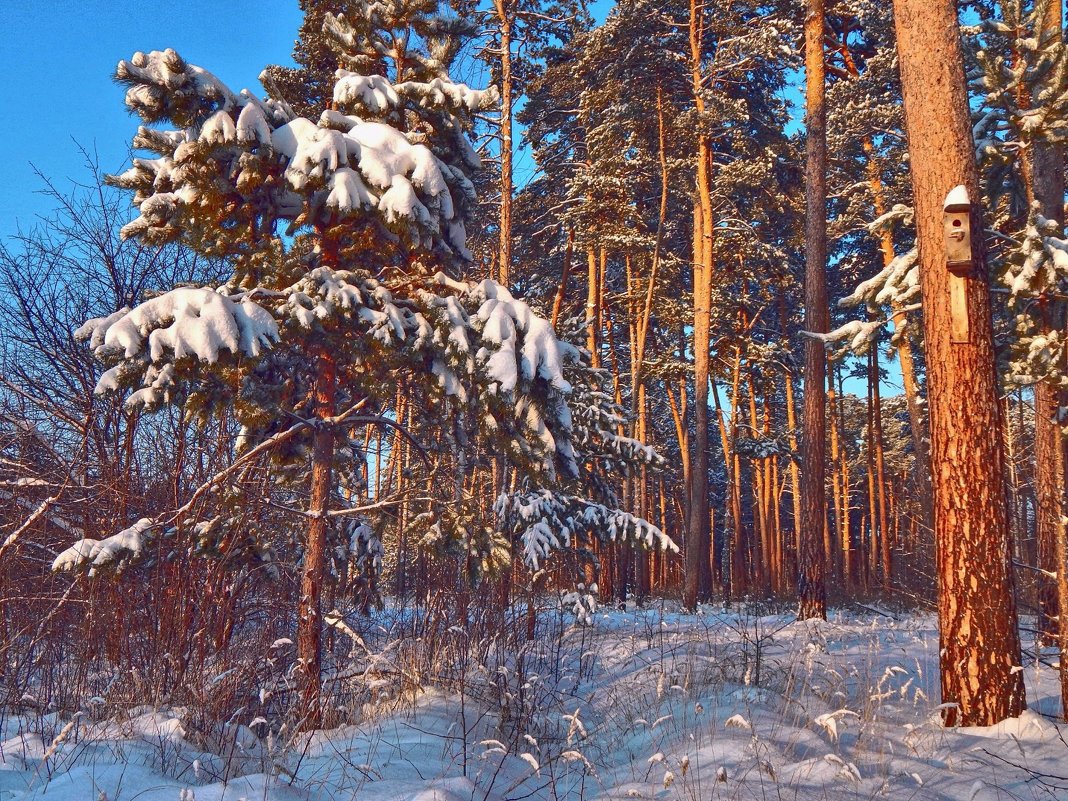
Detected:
left=3, top=606, right=1067, bottom=800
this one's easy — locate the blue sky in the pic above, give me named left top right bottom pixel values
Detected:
left=0, top=1, right=304, bottom=237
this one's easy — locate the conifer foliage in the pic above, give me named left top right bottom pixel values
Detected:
left=51, top=2, right=672, bottom=724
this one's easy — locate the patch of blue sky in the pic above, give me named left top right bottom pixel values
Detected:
left=0, top=0, right=302, bottom=237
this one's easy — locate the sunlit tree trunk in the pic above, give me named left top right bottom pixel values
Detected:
left=298, top=347, right=336, bottom=728
left=586, top=246, right=601, bottom=368
left=798, top=0, right=828, bottom=619
left=871, top=348, right=890, bottom=590
left=493, top=0, right=514, bottom=287
left=893, top=0, right=1026, bottom=724
left=684, top=0, right=715, bottom=608
left=828, top=375, right=847, bottom=589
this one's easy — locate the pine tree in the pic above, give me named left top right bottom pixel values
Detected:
left=52, top=3, right=672, bottom=724
left=798, top=0, right=830, bottom=620
left=892, top=0, right=1026, bottom=726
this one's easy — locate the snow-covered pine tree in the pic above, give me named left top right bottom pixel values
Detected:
left=53, top=3, right=672, bottom=723
left=893, top=0, right=1027, bottom=723
left=59, top=35, right=499, bottom=722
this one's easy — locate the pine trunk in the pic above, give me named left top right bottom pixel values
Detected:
left=781, top=292, right=803, bottom=577
left=798, top=0, right=828, bottom=620
left=494, top=0, right=513, bottom=287
left=586, top=247, right=601, bottom=368
left=550, top=229, right=573, bottom=329
left=828, top=377, right=848, bottom=588
left=684, top=0, right=715, bottom=608
left=892, top=0, right=1026, bottom=725
left=297, top=348, right=337, bottom=729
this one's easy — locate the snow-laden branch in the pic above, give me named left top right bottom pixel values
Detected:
left=109, top=48, right=490, bottom=256
left=497, top=490, right=678, bottom=571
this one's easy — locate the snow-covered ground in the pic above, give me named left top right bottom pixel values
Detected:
left=3, top=605, right=1067, bottom=800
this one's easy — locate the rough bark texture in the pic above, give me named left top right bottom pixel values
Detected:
left=297, top=348, right=337, bottom=729
left=892, top=0, right=1026, bottom=725
left=1032, top=0, right=1066, bottom=657
left=798, top=0, right=828, bottom=620
left=1030, top=0, right=1067, bottom=715
left=494, top=0, right=513, bottom=287
left=683, top=0, right=715, bottom=610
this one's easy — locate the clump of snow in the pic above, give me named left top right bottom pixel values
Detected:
left=944, top=184, right=971, bottom=210
left=333, top=71, right=400, bottom=113
left=326, top=167, right=377, bottom=212
left=236, top=101, right=272, bottom=144
left=199, top=110, right=237, bottom=145
left=445, top=275, right=574, bottom=396
left=52, top=517, right=153, bottom=575
left=77, top=288, right=278, bottom=366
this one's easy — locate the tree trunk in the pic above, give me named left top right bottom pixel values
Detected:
left=828, top=374, right=847, bottom=589
left=1030, top=0, right=1067, bottom=713
left=865, top=348, right=880, bottom=587
left=892, top=0, right=1026, bottom=724
left=798, top=0, right=828, bottom=620
left=684, top=0, right=715, bottom=608
left=781, top=292, right=803, bottom=577
left=748, top=372, right=770, bottom=594
left=586, top=246, right=601, bottom=368
left=494, top=0, right=513, bottom=287
left=297, top=348, right=337, bottom=729
left=872, top=348, right=891, bottom=590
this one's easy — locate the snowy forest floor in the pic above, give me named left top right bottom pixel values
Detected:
left=3, top=604, right=1068, bottom=801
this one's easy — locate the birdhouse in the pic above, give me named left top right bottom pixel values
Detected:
left=943, top=185, right=973, bottom=277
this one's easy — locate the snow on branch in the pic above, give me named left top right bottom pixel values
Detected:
left=334, top=72, right=400, bottom=114
left=115, top=49, right=239, bottom=125
left=76, top=269, right=582, bottom=476
left=394, top=78, right=499, bottom=115
left=52, top=518, right=153, bottom=576
left=435, top=273, right=577, bottom=396
left=497, top=490, right=677, bottom=572
left=76, top=288, right=279, bottom=408
left=838, top=249, right=919, bottom=310
left=109, top=49, right=483, bottom=258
